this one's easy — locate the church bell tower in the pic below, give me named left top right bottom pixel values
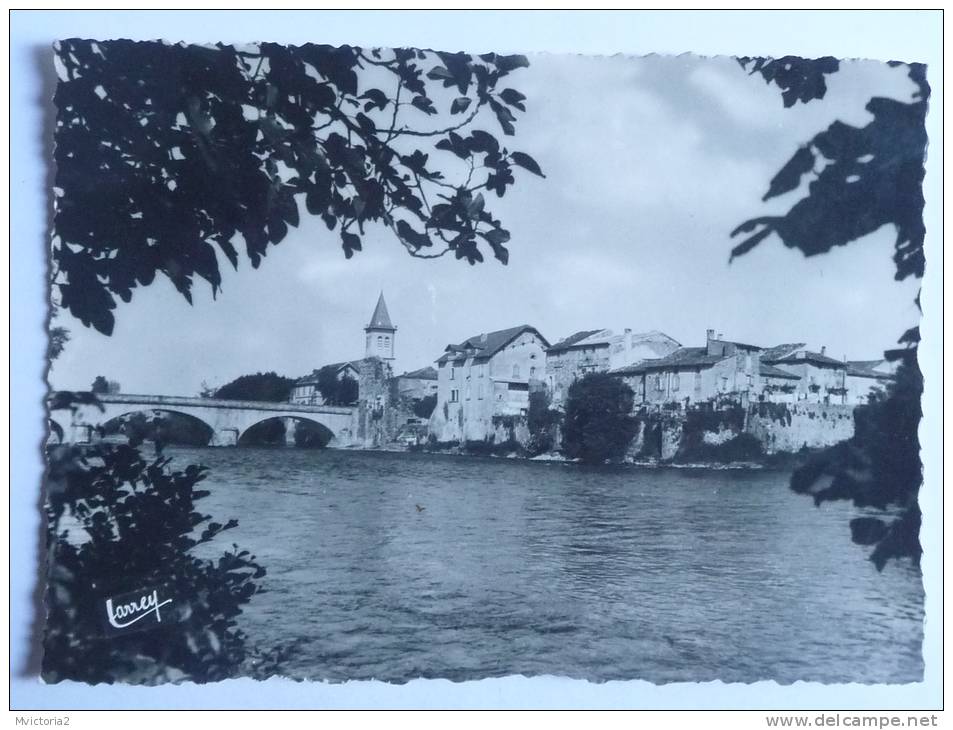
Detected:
left=364, top=292, right=396, bottom=360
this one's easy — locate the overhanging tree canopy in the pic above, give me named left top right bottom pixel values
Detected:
left=52, top=39, right=543, bottom=335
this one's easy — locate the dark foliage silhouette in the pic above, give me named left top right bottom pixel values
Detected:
left=562, top=374, right=637, bottom=464
left=42, top=437, right=284, bottom=683
left=316, top=365, right=359, bottom=406
left=412, top=392, right=437, bottom=419
left=214, top=371, right=296, bottom=402
left=732, top=59, right=928, bottom=282
left=732, top=56, right=929, bottom=569
left=791, top=350, right=922, bottom=570
left=526, top=389, right=561, bottom=456
left=47, top=326, right=70, bottom=361
left=52, top=40, right=541, bottom=335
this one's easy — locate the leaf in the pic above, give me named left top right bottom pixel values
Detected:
left=411, top=95, right=437, bottom=115
left=510, top=151, right=544, bottom=177
left=355, top=113, right=377, bottom=134
left=466, top=193, right=485, bottom=219
left=305, top=185, right=330, bottom=215
left=763, top=145, right=815, bottom=201
left=359, top=88, right=389, bottom=111
left=465, top=130, right=499, bottom=154
left=426, top=65, right=453, bottom=81
left=729, top=226, right=773, bottom=261
left=395, top=219, right=433, bottom=249
left=499, top=87, right=526, bottom=111
left=495, top=54, right=530, bottom=75
left=450, top=96, right=472, bottom=115
left=341, top=231, right=362, bottom=259
left=489, top=99, right=516, bottom=136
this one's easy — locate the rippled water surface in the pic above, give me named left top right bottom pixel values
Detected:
left=168, top=447, right=923, bottom=684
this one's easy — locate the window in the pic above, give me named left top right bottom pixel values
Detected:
left=384, top=336, right=390, bottom=347
left=377, top=335, right=383, bottom=347
left=747, top=374, right=754, bottom=387
left=656, top=374, right=664, bottom=391
left=478, top=383, right=484, bottom=399
left=530, top=366, right=536, bottom=378
left=512, top=364, right=520, bottom=379
left=721, top=376, right=729, bottom=391
left=450, top=367, right=455, bottom=380
left=466, top=380, right=471, bottom=400
left=694, top=370, right=702, bottom=389
left=478, top=364, right=484, bottom=377
left=450, top=389, right=459, bottom=403
left=673, top=374, right=680, bottom=391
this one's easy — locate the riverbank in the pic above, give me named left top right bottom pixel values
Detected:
left=402, top=439, right=817, bottom=471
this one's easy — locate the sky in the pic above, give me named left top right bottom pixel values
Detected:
left=48, top=51, right=923, bottom=396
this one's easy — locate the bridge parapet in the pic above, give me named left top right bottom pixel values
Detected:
left=56, top=393, right=356, bottom=416
left=47, top=392, right=359, bottom=447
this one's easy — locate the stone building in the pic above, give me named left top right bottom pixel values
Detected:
left=844, top=359, right=895, bottom=405
left=545, top=328, right=680, bottom=408
left=611, top=330, right=761, bottom=408
left=428, top=324, right=550, bottom=443
left=395, top=366, right=438, bottom=401
left=758, top=362, right=801, bottom=403
left=761, top=346, right=849, bottom=404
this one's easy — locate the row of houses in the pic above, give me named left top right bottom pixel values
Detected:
left=428, top=323, right=896, bottom=443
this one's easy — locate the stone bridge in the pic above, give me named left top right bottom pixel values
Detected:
left=48, top=393, right=359, bottom=447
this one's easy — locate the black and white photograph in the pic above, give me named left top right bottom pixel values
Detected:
left=14, top=9, right=940, bottom=708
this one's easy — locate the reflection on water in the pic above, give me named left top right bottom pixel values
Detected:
left=168, top=447, right=924, bottom=684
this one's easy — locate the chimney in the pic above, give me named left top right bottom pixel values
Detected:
left=706, top=329, right=715, bottom=342
left=821, top=345, right=826, bottom=356
left=480, top=332, right=487, bottom=344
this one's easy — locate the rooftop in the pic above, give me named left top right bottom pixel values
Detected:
left=547, top=329, right=606, bottom=353
left=760, top=362, right=801, bottom=380
left=611, top=346, right=729, bottom=375
left=771, top=350, right=845, bottom=367
left=758, top=343, right=806, bottom=362
left=437, top=324, right=549, bottom=364
left=365, top=292, right=395, bottom=331
left=400, top=366, right=438, bottom=381
left=846, top=361, right=894, bottom=379
left=296, top=360, right=363, bottom=384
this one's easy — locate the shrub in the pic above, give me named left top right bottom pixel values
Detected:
left=526, top=390, right=561, bottom=456
left=43, top=440, right=274, bottom=684
left=562, top=373, right=637, bottom=463
left=413, top=393, right=437, bottom=419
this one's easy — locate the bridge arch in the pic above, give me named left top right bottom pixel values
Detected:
left=237, top=415, right=337, bottom=448
left=99, top=409, right=215, bottom=446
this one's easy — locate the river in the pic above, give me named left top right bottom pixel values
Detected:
left=166, top=447, right=923, bottom=684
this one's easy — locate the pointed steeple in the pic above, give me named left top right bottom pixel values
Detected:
left=366, top=292, right=396, bottom=332
left=364, top=292, right=396, bottom=360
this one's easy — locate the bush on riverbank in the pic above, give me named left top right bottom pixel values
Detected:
left=43, top=440, right=278, bottom=684
left=562, top=374, right=637, bottom=464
